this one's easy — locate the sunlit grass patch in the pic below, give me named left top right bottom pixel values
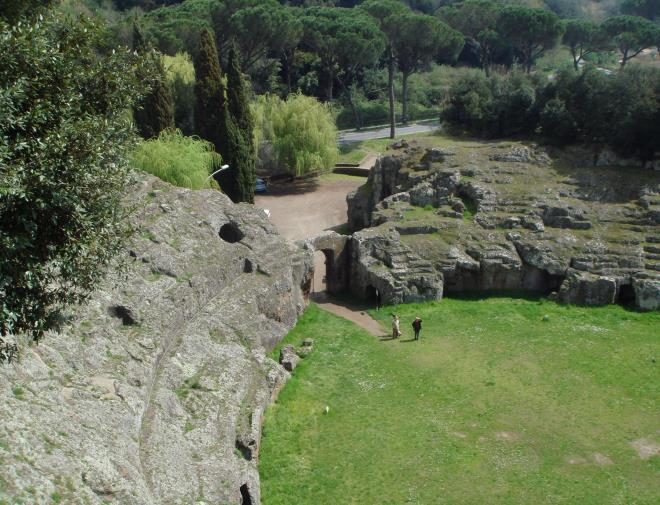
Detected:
left=261, top=299, right=659, bottom=505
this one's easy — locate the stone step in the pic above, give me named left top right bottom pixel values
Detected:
left=645, top=253, right=660, bottom=261
left=645, top=263, right=660, bottom=271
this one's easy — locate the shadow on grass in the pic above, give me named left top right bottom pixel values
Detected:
left=445, top=290, right=643, bottom=313
left=445, top=290, right=546, bottom=303
left=339, top=143, right=362, bottom=156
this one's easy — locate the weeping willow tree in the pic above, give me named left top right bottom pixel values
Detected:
left=131, top=129, right=222, bottom=190
left=162, top=52, right=196, bottom=135
left=252, top=93, right=338, bottom=177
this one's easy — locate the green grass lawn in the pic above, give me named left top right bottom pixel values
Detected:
left=260, top=299, right=659, bottom=505
left=338, top=131, right=445, bottom=164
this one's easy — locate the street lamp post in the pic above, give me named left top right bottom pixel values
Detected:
left=205, top=164, right=229, bottom=185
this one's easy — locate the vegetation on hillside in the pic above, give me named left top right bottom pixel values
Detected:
left=253, top=94, right=339, bottom=176
left=162, top=52, right=196, bottom=135
left=261, top=300, right=659, bottom=504
left=66, top=0, right=659, bottom=141
left=130, top=129, right=222, bottom=189
left=132, top=22, right=175, bottom=139
left=443, top=65, right=660, bottom=159
left=219, top=45, right=257, bottom=203
left=0, top=11, right=146, bottom=341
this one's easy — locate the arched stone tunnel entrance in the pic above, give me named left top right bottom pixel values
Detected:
left=305, top=232, right=351, bottom=299
left=313, top=249, right=333, bottom=295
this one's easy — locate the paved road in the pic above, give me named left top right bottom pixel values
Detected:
left=338, top=121, right=440, bottom=144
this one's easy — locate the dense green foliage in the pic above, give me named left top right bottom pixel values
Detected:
left=219, top=45, right=256, bottom=203
left=361, top=0, right=408, bottom=136
left=0, top=0, right=54, bottom=24
left=622, top=0, right=660, bottom=19
left=76, top=0, right=660, bottom=137
left=438, top=0, right=511, bottom=75
left=132, top=23, right=175, bottom=139
left=395, top=12, right=464, bottom=121
left=163, top=52, right=196, bottom=135
left=261, top=300, right=659, bottom=504
left=213, top=0, right=302, bottom=84
left=602, top=15, right=660, bottom=66
left=131, top=129, right=222, bottom=189
left=497, top=5, right=563, bottom=72
left=443, top=69, right=541, bottom=137
left=193, top=28, right=225, bottom=162
left=562, top=19, right=608, bottom=69
left=443, top=65, right=660, bottom=159
left=0, top=13, right=145, bottom=341
left=253, top=94, right=338, bottom=176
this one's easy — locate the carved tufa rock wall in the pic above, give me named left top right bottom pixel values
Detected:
left=346, top=141, right=660, bottom=310
left=0, top=175, right=313, bottom=505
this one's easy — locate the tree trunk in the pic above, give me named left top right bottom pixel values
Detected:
left=282, top=50, right=294, bottom=96
left=401, top=71, right=410, bottom=125
left=340, top=81, right=361, bottom=130
left=325, top=66, right=335, bottom=101
left=524, top=46, right=532, bottom=73
left=388, top=49, right=396, bottom=139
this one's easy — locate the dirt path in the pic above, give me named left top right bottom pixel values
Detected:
left=254, top=177, right=362, bottom=241
left=312, top=293, right=386, bottom=336
left=254, top=175, right=385, bottom=336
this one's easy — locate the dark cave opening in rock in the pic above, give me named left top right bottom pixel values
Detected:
left=235, top=439, right=253, bottom=461
left=455, top=189, right=478, bottom=219
left=240, top=484, right=253, bottom=505
left=617, top=284, right=636, bottom=306
left=544, top=273, right=565, bottom=294
left=313, top=249, right=333, bottom=296
left=365, top=285, right=381, bottom=307
left=219, top=222, right=244, bottom=243
left=107, top=305, right=138, bottom=326
left=243, top=258, right=254, bottom=273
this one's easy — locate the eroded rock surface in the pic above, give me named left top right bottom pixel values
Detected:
left=0, top=176, right=313, bottom=504
left=347, top=140, right=660, bottom=309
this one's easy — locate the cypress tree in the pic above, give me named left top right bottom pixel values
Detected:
left=194, top=28, right=225, bottom=154
left=133, top=22, right=174, bottom=139
left=220, top=44, right=256, bottom=204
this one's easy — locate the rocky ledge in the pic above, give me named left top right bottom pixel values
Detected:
left=347, top=140, right=660, bottom=310
left=0, top=175, right=313, bottom=504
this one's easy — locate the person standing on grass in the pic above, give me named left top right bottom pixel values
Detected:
left=392, top=314, right=400, bottom=339
left=412, top=317, right=422, bottom=340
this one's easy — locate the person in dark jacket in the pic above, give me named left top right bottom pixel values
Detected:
left=412, top=317, right=422, bottom=340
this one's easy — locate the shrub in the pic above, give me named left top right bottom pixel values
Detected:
left=253, top=94, right=338, bottom=176
left=539, top=98, right=577, bottom=143
left=163, top=52, right=196, bottom=136
left=444, top=65, right=660, bottom=160
left=443, top=70, right=538, bottom=137
left=0, top=12, right=145, bottom=341
left=131, top=129, right=222, bottom=189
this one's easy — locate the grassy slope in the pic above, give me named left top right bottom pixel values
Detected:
left=260, top=300, right=659, bottom=505
left=338, top=131, right=448, bottom=165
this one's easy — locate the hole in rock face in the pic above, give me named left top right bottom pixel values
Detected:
left=240, top=484, right=253, bottom=505
left=219, top=222, right=244, bottom=243
left=107, top=305, right=138, bottom=326
left=243, top=258, right=254, bottom=273
left=618, top=284, right=636, bottom=306
left=235, top=439, right=253, bottom=461
left=365, top=285, right=381, bottom=306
